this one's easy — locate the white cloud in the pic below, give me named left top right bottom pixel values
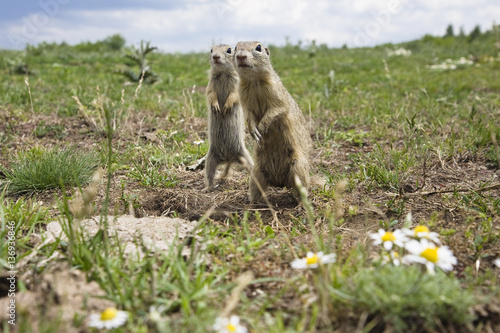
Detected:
left=1, top=0, right=500, bottom=52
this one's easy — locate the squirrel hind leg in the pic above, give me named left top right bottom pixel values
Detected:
left=239, top=152, right=254, bottom=174
left=249, top=166, right=268, bottom=203
left=220, top=162, right=232, bottom=179
left=290, top=160, right=311, bottom=201
left=204, top=153, right=219, bottom=191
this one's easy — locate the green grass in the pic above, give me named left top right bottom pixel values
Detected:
left=0, top=193, right=51, bottom=270
left=129, top=155, right=178, bottom=188
left=1, top=29, right=500, bottom=332
left=0, top=147, right=99, bottom=195
left=357, top=144, right=417, bottom=192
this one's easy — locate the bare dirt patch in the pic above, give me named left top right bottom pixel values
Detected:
left=45, top=215, right=198, bottom=255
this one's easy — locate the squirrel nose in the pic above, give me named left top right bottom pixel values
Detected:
left=236, top=54, right=247, bottom=61
left=212, top=54, right=221, bottom=60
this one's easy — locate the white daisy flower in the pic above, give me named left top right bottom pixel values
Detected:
left=193, top=140, right=204, bottom=145
left=88, top=307, right=128, bottom=329
left=290, top=251, right=336, bottom=269
left=369, top=229, right=407, bottom=250
left=494, top=259, right=500, bottom=268
left=403, top=225, right=441, bottom=244
left=213, top=315, right=248, bottom=333
left=402, top=239, right=457, bottom=274
left=381, top=250, right=401, bottom=266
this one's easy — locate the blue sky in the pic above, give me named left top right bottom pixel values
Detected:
left=1, top=0, right=499, bottom=52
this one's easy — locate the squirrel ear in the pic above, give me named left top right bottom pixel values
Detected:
left=265, top=47, right=270, bottom=56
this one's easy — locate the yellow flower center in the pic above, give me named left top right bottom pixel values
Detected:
left=306, top=254, right=319, bottom=265
left=381, top=232, right=396, bottom=242
left=226, top=323, right=237, bottom=332
left=414, top=225, right=429, bottom=234
left=421, top=247, right=438, bottom=263
left=100, top=308, right=118, bottom=321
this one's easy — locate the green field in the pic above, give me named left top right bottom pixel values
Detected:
left=1, top=27, right=500, bottom=332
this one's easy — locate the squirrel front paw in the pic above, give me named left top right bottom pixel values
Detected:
left=222, top=101, right=234, bottom=113
left=211, top=102, right=221, bottom=114
left=251, top=125, right=262, bottom=144
left=222, top=92, right=238, bottom=113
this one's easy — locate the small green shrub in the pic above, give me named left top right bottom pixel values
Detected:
left=116, top=40, right=159, bottom=84
left=0, top=147, right=99, bottom=194
left=338, top=265, right=475, bottom=331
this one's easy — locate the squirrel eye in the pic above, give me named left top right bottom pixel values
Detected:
left=210, top=48, right=213, bottom=53
left=226, top=47, right=231, bottom=54
left=256, top=45, right=262, bottom=52
left=235, top=46, right=237, bottom=51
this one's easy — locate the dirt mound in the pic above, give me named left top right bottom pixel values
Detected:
left=46, top=215, right=198, bottom=255
left=137, top=168, right=301, bottom=223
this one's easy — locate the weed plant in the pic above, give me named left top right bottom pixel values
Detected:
left=0, top=147, right=99, bottom=195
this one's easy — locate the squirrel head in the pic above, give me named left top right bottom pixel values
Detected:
left=209, top=44, right=235, bottom=71
left=234, top=41, right=271, bottom=78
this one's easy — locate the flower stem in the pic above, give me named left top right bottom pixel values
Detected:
left=404, top=267, right=426, bottom=296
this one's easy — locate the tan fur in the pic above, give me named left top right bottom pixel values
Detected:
left=234, top=41, right=312, bottom=202
left=204, top=44, right=253, bottom=191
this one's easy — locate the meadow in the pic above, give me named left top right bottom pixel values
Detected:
left=0, top=27, right=499, bottom=332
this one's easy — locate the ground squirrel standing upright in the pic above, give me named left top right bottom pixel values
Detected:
left=204, top=44, right=254, bottom=191
left=234, top=41, right=312, bottom=202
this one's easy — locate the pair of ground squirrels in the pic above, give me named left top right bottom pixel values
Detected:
left=205, top=41, right=312, bottom=203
